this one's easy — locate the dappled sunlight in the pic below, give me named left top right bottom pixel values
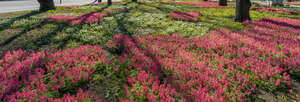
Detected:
left=0, top=0, right=300, bottom=101
left=106, top=17, right=299, bottom=101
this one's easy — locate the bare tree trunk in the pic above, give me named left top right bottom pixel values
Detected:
left=37, top=0, right=55, bottom=11
left=219, top=0, right=227, bottom=6
left=235, top=0, right=251, bottom=22
left=107, top=0, right=112, bottom=5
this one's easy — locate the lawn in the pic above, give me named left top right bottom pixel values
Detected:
left=0, top=0, right=299, bottom=101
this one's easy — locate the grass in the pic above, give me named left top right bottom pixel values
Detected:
left=0, top=1, right=300, bottom=101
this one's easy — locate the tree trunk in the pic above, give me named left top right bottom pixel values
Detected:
left=219, top=0, right=227, bottom=6
left=271, top=0, right=283, bottom=6
left=235, top=0, right=251, bottom=22
left=107, top=0, right=112, bottom=5
left=37, top=0, right=55, bottom=11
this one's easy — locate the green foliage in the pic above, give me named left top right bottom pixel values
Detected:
left=0, top=1, right=300, bottom=101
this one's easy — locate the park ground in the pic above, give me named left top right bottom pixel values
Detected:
left=0, top=0, right=300, bottom=101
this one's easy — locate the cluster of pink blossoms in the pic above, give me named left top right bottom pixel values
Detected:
left=0, top=46, right=107, bottom=101
left=47, top=12, right=110, bottom=25
left=252, top=7, right=298, bottom=15
left=108, top=17, right=299, bottom=101
left=169, top=11, right=202, bottom=21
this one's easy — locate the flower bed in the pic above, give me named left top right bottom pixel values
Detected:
left=0, top=46, right=107, bottom=101
left=107, top=17, right=299, bottom=101
left=286, top=1, right=300, bottom=5
left=194, top=1, right=230, bottom=8
left=2, top=15, right=300, bottom=101
left=169, top=11, right=202, bottom=21
left=252, top=7, right=298, bottom=15
left=47, top=12, right=110, bottom=25
left=61, top=5, right=81, bottom=8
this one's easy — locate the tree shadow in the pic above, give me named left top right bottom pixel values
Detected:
left=0, top=11, right=44, bottom=32
left=201, top=16, right=244, bottom=31
left=0, top=11, right=46, bottom=54
left=135, top=2, right=183, bottom=13
left=210, top=18, right=300, bottom=101
left=0, top=5, right=115, bottom=55
left=54, top=5, right=113, bottom=49
left=0, top=20, right=46, bottom=47
left=106, top=3, right=186, bottom=98
left=261, top=18, right=300, bottom=29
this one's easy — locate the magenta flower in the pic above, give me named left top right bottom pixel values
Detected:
left=47, top=12, right=110, bottom=25
left=108, top=17, right=299, bottom=101
left=169, top=11, right=202, bottom=21
left=0, top=46, right=106, bottom=101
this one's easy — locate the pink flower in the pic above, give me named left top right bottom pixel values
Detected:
left=169, top=11, right=202, bottom=21
left=276, top=79, right=281, bottom=86
left=47, top=12, right=110, bottom=25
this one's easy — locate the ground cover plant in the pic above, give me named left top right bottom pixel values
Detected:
left=61, top=5, right=81, bottom=8
left=252, top=7, right=298, bottom=15
left=169, top=11, right=202, bottom=21
left=0, top=0, right=300, bottom=101
left=0, top=46, right=106, bottom=101
left=109, top=17, right=300, bottom=101
left=47, top=12, right=110, bottom=25
left=167, top=1, right=233, bottom=8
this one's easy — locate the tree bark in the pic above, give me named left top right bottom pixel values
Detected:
left=235, top=0, right=251, bottom=22
left=37, top=0, right=55, bottom=11
left=219, top=0, right=227, bottom=6
left=107, top=0, right=112, bottom=5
